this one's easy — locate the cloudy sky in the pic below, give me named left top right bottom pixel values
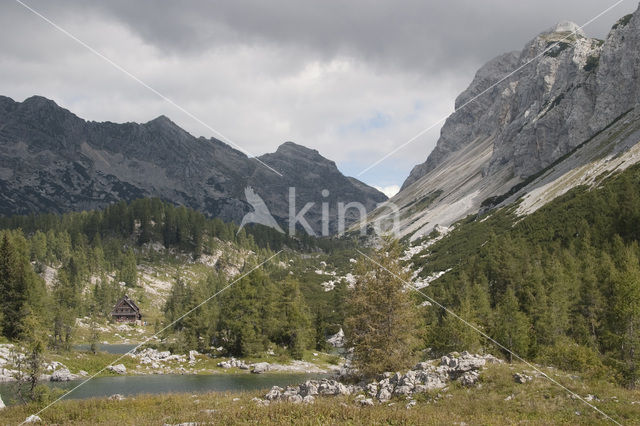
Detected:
left=1, top=1, right=636, bottom=196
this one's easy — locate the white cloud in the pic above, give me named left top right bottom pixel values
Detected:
left=374, top=185, right=401, bottom=198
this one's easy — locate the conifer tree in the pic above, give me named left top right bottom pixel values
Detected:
left=345, top=238, right=422, bottom=378
left=493, top=287, right=530, bottom=362
left=0, top=233, right=28, bottom=339
left=610, top=247, right=640, bottom=388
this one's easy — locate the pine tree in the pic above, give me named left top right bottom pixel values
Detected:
left=277, top=278, right=311, bottom=359
left=0, top=233, right=28, bottom=339
left=493, top=287, right=530, bottom=362
left=118, top=249, right=138, bottom=287
left=345, top=238, right=422, bottom=378
left=610, top=247, right=640, bottom=388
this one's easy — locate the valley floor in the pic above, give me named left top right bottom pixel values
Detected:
left=2, top=363, right=639, bottom=425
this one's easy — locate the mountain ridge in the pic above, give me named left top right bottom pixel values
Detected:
left=367, top=5, right=640, bottom=240
left=0, top=95, right=386, bottom=234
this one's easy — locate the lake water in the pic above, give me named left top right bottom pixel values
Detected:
left=0, top=372, right=322, bottom=405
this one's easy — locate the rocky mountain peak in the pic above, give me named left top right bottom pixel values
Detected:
left=272, top=141, right=330, bottom=164
left=545, top=21, right=585, bottom=37
left=0, top=95, right=385, bottom=235
left=146, top=114, right=174, bottom=125
left=374, top=6, right=640, bottom=240
left=16, top=95, right=78, bottom=121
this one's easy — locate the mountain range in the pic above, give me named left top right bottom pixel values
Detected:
left=0, top=95, right=386, bottom=235
left=4, top=6, right=640, bottom=240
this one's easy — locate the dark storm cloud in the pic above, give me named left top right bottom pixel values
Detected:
left=69, top=0, right=637, bottom=73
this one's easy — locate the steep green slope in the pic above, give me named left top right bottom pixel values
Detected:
left=410, top=164, right=640, bottom=386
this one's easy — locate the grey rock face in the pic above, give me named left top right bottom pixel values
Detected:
left=0, top=97, right=386, bottom=234
left=374, top=6, right=640, bottom=241
left=403, top=18, right=614, bottom=189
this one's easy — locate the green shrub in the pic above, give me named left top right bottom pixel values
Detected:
left=537, top=339, right=607, bottom=377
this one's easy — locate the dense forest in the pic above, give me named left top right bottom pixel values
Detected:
left=415, top=164, right=640, bottom=387
left=0, top=198, right=349, bottom=359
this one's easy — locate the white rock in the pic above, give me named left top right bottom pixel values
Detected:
left=24, top=415, right=42, bottom=423
left=327, top=328, right=345, bottom=348
left=107, top=364, right=127, bottom=375
left=513, top=373, right=532, bottom=384
left=458, top=371, right=480, bottom=386
left=51, top=368, right=78, bottom=382
left=288, top=394, right=303, bottom=404
left=359, top=398, right=374, bottom=406
left=251, top=362, right=270, bottom=374
left=377, top=388, right=392, bottom=402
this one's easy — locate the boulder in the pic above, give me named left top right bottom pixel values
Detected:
left=359, top=398, right=375, bottom=406
left=0, top=394, right=5, bottom=410
left=303, top=395, right=315, bottom=404
left=365, top=383, right=378, bottom=398
left=394, top=385, right=412, bottom=396
left=251, top=362, right=270, bottom=374
left=24, top=415, right=42, bottom=423
left=413, top=362, right=432, bottom=371
left=107, top=364, right=127, bottom=375
left=377, top=388, right=392, bottom=402
left=458, top=371, right=480, bottom=387
left=299, top=380, right=319, bottom=397
left=327, top=328, right=345, bottom=348
left=108, top=394, right=125, bottom=401
left=217, top=358, right=248, bottom=369
left=318, top=380, right=338, bottom=395
left=456, top=355, right=486, bottom=372
left=51, top=368, right=78, bottom=382
left=287, top=394, right=303, bottom=404
left=265, top=386, right=283, bottom=401
left=0, top=368, right=18, bottom=382
left=514, top=373, right=533, bottom=384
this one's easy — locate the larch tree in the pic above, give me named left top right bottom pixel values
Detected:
left=345, top=238, right=422, bottom=378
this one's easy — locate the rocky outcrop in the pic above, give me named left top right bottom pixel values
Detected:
left=327, top=328, right=345, bottom=348
left=251, top=362, right=271, bottom=374
left=107, top=364, right=127, bottom=375
left=50, top=368, right=79, bottom=382
left=0, top=97, right=385, bottom=234
left=366, top=6, right=640, bottom=241
left=514, top=372, right=533, bottom=384
left=135, top=348, right=188, bottom=368
left=260, top=352, right=501, bottom=405
left=217, top=358, right=249, bottom=370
